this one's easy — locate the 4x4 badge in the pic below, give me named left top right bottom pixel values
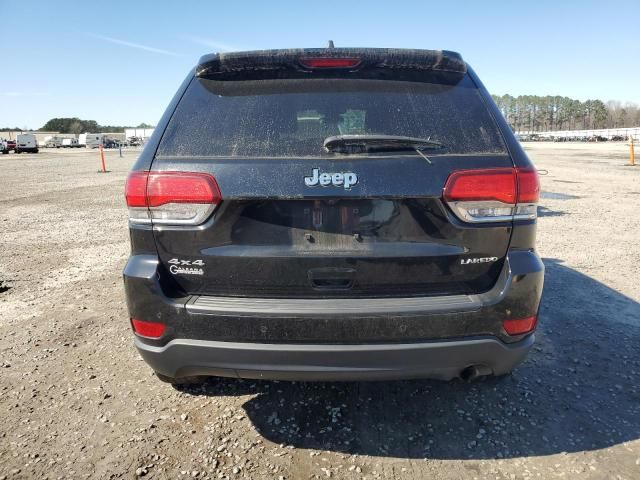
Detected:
left=304, top=168, right=358, bottom=190
left=168, top=258, right=205, bottom=275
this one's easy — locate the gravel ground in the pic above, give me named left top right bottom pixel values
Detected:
left=1, top=143, right=639, bottom=479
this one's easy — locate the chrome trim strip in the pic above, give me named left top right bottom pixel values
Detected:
left=189, top=293, right=479, bottom=315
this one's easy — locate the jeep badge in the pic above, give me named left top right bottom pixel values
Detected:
left=304, top=168, right=358, bottom=190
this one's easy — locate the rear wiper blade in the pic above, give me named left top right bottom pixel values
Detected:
left=323, top=134, right=444, bottom=154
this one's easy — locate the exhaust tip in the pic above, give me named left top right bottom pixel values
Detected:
left=460, top=365, right=493, bottom=382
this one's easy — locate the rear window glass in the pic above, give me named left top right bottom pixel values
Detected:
left=157, top=77, right=506, bottom=157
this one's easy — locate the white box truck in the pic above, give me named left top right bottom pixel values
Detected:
left=62, top=138, right=80, bottom=148
left=45, top=136, right=64, bottom=148
left=15, top=134, right=39, bottom=153
left=85, top=133, right=104, bottom=149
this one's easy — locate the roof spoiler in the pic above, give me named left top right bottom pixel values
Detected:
left=196, top=48, right=467, bottom=81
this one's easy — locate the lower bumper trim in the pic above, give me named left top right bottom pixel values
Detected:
left=135, top=334, right=534, bottom=382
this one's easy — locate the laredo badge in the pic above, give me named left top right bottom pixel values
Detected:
left=460, top=257, right=498, bottom=265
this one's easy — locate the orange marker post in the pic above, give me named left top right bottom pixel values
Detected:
left=629, top=136, right=636, bottom=166
left=99, top=144, right=107, bottom=173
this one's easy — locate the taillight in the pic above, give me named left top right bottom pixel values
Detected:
left=131, top=319, right=166, bottom=339
left=503, top=315, right=537, bottom=335
left=125, top=171, right=221, bottom=225
left=443, top=167, right=539, bottom=223
left=299, top=57, right=361, bottom=69
left=514, top=168, right=540, bottom=219
left=125, top=171, right=148, bottom=208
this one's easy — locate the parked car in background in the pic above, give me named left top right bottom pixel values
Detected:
left=15, top=134, right=39, bottom=153
left=103, top=137, right=120, bottom=149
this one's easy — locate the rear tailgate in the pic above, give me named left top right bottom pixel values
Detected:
left=151, top=155, right=512, bottom=297
left=148, top=49, right=514, bottom=298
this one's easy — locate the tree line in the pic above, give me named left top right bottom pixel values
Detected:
left=37, top=118, right=154, bottom=134
left=3, top=101, right=639, bottom=134
left=492, top=95, right=640, bottom=132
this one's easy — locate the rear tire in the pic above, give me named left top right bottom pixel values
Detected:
left=155, top=372, right=207, bottom=386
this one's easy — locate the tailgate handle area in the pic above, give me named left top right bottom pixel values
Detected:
left=308, top=268, right=356, bottom=290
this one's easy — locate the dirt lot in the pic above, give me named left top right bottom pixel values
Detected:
left=1, top=143, right=639, bottom=479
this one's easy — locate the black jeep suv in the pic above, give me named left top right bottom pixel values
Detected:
left=123, top=48, right=544, bottom=384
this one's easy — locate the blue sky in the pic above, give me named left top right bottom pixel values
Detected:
left=2, top=0, right=638, bottom=129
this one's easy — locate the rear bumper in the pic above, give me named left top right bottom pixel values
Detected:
left=135, top=334, right=534, bottom=381
left=124, top=249, right=544, bottom=381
